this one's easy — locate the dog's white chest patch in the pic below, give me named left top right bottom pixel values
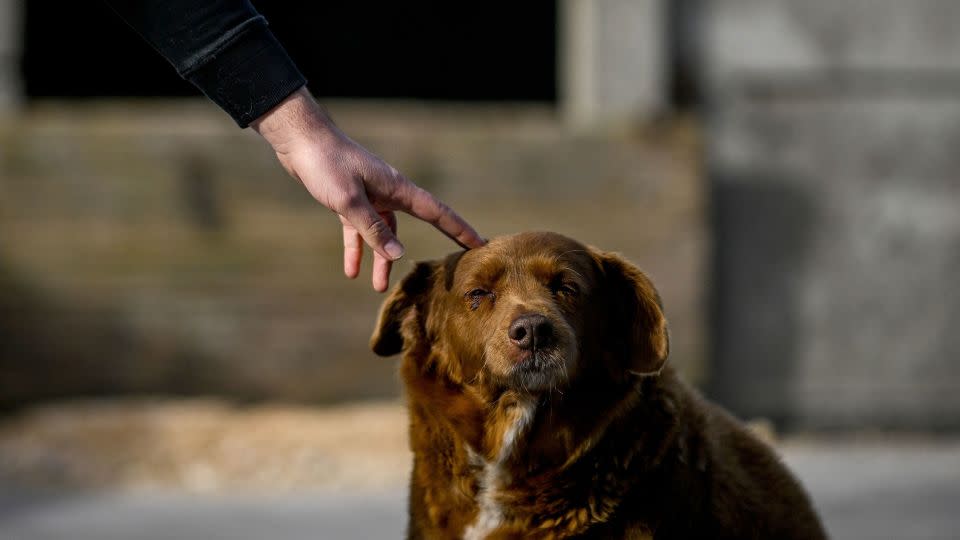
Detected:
left=462, top=400, right=536, bottom=540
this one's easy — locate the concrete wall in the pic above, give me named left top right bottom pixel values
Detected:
left=560, top=0, right=665, bottom=128
left=703, top=0, right=960, bottom=429
left=0, top=103, right=705, bottom=407
left=0, top=0, right=21, bottom=111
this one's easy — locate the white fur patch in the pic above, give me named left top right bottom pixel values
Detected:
left=463, top=399, right=536, bottom=540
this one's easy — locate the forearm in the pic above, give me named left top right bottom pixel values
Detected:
left=104, top=0, right=306, bottom=127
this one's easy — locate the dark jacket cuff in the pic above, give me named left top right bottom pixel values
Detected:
left=183, top=21, right=307, bottom=128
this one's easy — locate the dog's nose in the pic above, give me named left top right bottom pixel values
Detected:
left=508, top=313, right=553, bottom=350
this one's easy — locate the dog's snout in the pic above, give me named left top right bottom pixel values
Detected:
left=508, top=313, right=553, bottom=350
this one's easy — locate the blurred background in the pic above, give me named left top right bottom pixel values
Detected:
left=1, top=0, right=958, bottom=538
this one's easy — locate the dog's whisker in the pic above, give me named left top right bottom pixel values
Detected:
left=558, top=264, right=586, bottom=282
left=519, top=374, right=530, bottom=396
left=471, top=355, right=492, bottom=385
left=556, top=249, right=588, bottom=259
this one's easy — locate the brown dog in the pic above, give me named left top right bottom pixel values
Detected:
left=371, top=232, right=827, bottom=540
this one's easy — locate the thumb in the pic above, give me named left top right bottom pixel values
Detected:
left=341, top=196, right=405, bottom=261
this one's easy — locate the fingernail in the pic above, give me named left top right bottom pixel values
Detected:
left=385, top=239, right=405, bottom=260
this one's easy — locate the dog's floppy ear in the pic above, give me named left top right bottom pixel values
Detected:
left=596, top=251, right=670, bottom=375
left=370, top=261, right=437, bottom=357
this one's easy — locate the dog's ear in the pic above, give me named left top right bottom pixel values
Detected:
left=596, top=251, right=670, bottom=375
left=370, top=261, right=437, bottom=357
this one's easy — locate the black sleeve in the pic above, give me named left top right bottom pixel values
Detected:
left=104, top=0, right=307, bottom=127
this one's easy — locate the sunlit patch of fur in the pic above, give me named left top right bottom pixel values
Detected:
left=463, top=398, right=537, bottom=540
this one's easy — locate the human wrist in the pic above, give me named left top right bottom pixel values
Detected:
left=251, top=86, right=337, bottom=151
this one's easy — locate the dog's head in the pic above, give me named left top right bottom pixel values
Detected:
left=371, top=232, right=669, bottom=394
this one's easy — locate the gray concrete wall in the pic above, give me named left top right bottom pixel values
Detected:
left=560, top=0, right=665, bottom=129
left=0, top=0, right=22, bottom=111
left=0, top=103, right=705, bottom=407
left=703, top=0, right=960, bottom=429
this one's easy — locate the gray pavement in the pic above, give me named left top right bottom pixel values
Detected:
left=1, top=440, right=958, bottom=540
left=0, top=490, right=406, bottom=540
left=781, top=440, right=960, bottom=540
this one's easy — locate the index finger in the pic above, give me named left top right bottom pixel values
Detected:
left=401, top=185, right=486, bottom=249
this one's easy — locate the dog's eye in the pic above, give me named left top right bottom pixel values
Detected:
left=557, top=283, right=579, bottom=296
left=550, top=277, right=579, bottom=297
left=465, top=288, right=492, bottom=310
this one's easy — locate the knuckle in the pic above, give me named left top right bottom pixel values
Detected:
left=335, top=189, right=366, bottom=212
left=382, top=169, right=407, bottom=198
left=364, top=218, right=392, bottom=240
left=431, top=200, right=452, bottom=224
left=344, top=190, right=366, bottom=207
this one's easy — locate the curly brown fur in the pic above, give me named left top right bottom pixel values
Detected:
left=372, top=232, right=827, bottom=540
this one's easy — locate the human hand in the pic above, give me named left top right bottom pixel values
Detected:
left=252, top=87, right=485, bottom=292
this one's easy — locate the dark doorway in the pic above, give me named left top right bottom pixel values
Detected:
left=22, top=2, right=557, bottom=102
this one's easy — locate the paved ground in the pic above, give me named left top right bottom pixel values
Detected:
left=0, top=490, right=405, bottom=540
left=781, top=439, right=960, bottom=540
left=1, top=439, right=958, bottom=540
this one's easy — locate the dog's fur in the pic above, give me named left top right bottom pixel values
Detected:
left=371, top=232, right=827, bottom=539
